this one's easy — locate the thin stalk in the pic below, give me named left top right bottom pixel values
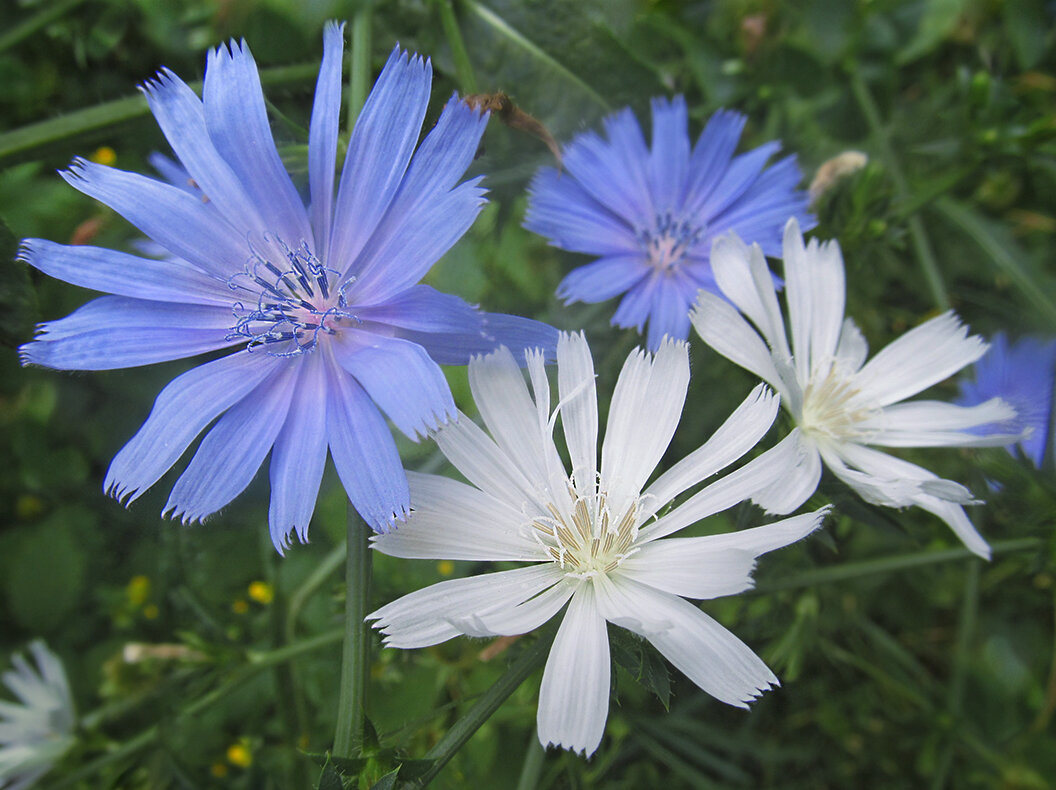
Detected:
left=930, top=561, right=980, bottom=790
left=333, top=506, right=373, bottom=758
left=515, top=732, right=546, bottom=790
left=753, top=537, right=1040, bottom=594
left=43, top=629, right=343, bottom=790
left=347, top=5, right=373, bottom=131
left=404, top=627, right=556, bottom=789
left=286, top=542, right=347, bottom=641
left=434, top=0, right=478, bottom=94
left=848, top=68, right=949, bottom=311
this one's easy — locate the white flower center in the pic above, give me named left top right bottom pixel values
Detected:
left=531, top=484, right=641, bottom=579
left=798, top=365, right=875, bottom=442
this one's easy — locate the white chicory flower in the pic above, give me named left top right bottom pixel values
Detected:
left=691, top=218, right=1018, bottom=559
left=369, top=332, right=828, bottom=756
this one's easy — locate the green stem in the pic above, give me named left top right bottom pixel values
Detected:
left=434, top=0, right=479, bottom=94
left=333, top=506, right=373, bottom=758
left=754, top=537, right=1040, bottom=594
left=0, top=62, right=321, bottom=166
left=347, top=6, right=373, bottom=131
left=848, top=68, right=949, bottom=312
left=515, top=731, right=546, bottom=790
left=404, top=629, right=555, bottom=789
left=44, top=629, right=343, bottom=790
left=286, top=542, right=347, bottom=641
left=0, top=0, right=88, bottom=54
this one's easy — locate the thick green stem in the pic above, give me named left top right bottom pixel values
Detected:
left=435, top=0, right=479, bottom=94
left=347, top=6, right=373, bottom=131
left=333, top=506, right=373, bottom=758
left=848, top=68, right=949, bottom=312
left=404, top=628, right=555, bottom=789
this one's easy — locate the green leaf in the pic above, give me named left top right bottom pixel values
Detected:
left=610, top=628, right=671, bottom=709
left=897, top=0, right=972, bottom=65
left=368, top=768, right=401, bottom=790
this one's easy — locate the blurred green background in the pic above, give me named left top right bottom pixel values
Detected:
left=1, top=0, right=1055, bottom=787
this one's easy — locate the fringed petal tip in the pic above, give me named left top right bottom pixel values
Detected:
left=270, top=523, right=311, bottom=557
left=368, top=506, right=411, bottom=535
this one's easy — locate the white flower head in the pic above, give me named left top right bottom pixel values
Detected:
left=369, top=332, right=828, bottom=756
left=0, top=641, right=76, bottom=790
left=691, top=218, right=1019, bottom=559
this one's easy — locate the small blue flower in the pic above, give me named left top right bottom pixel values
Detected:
left=525, top=98, right=814, bottom=350
left=957, top=332, right=1056, bottom=468
left=19, top=23, right=557, bottom=551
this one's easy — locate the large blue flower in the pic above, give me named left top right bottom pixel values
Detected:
left=19, top=23, right=557, bottom=551
left=957, top=332, right=1056, bottom=468
left=525, top=97, right=814, bottom=350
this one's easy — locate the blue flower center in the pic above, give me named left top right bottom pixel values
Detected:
left=637, top=213, right=703, bottom=274
left=226, top=240, right=357, bottom=356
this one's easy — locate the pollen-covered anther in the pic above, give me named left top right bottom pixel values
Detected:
left=531, top=487, right=641, bottom=578
left=798, top=365, right=877, bottom=441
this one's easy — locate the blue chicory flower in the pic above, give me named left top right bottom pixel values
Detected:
left=19, top=23, right=557, bottom=551
left=957, top=332, right=1056, bottom=468
left=524, top=97, right=814, bottom=350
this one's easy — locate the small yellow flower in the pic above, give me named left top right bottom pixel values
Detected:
left=142, top=604, right=159, bottom=620
left=437, top=560, right=455, bottom=577
left=227, top=741, right=252, bottom=768
left=247, top=581, right=274, bottom=605
left=90, top=146, right=117, bottom=166
left=231, top=599, right=249, bottom=615
left=127, top=575, right=151, bottom=606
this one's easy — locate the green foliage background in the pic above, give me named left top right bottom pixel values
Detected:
left=1, top=0, right=1055, bottom=788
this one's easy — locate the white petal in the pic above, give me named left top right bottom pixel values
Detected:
left=557, top=332, right=598, bottom=491
left=643, top=383, right=778, bottom=516
left=463, top=580, right=575, bottom=637
left=854, top=312, right=989, bottom=407
left=601, top=338, right=689, bottom=520
left=862, top=398, right=1021, bottom=447
left=912, top=497, right=991, bottom=560
left=691, top=292, right=787, bottom=397
left=537, top=584, right=610, bottom=757
left=834, top=317, right=869, bottom=372
left=642, top=430, right=805, bottom=541
left=751, top=429, right=823, bottom=514
left=710, top=233, right=789, bottom=356
left=371, top=471, right=543, bottom=561
left=598, top=576, right=777, bottom=708
left=782, top=220, right=845, bottom=382
left=368, top=565, right=562, bottom=648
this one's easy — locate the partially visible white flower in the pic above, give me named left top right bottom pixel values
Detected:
left=369, top=332, right=828, bottom=756
left=692, top=218, right=1019, bottom=559
left=0, top=641, right=76, bottom=790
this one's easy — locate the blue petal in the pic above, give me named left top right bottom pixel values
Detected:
left=644, top=273, right=696, bottom=350
left=399, top=312, right=560, bottom=365
left=308, top=21, right=346, bottom=261
left=524, top=167, right=639, bottom=256
left=204, top=40, right=313, bottom=250
left=331, top=330, right=455, bottom=440
left=329, top=47, right=432, bottom=276
left=18, top=240, right=229, bottom=306
left=148, top=152, right=199, bottom=194
left=689, top=140, right=783, bottom=221
left=105, top=350, right=287, bottom=503
left=165, top=363, right=298, bottom=523
left=325, top=365, right=409, bottom=531
left=355, top=285, right=482, bottom=333
left=141, top=69, right=266, bottom=237
left=61, top=159, right=249, bottom=279
left=350, top=95, right=488, bottom=304
left=611, top=275, right=659, bottom=333
left=648, top=96, right=690, bottom=212
left=683, top=109, right=746, bottom=213
left=268, top=352, right=329, bottom=551
left=557, top=254, right=648, bottom=305
left=21, top=296, right=235, bottom=370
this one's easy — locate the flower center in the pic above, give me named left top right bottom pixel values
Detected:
left=226, top=240, right=357, bottom=356
left=531, top=484, right=641, bottom=579
left=798, top=365, right=875, bottom=442
left=638, top=213, right=703, bottom=274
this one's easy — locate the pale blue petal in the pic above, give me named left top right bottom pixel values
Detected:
left=31, top=296, right=231, bottom=339
left=204, top=40, right=312, bottom=249
left=355, top=285, right=481, bottom=333
left=141, top=68, right=266, bottom=236
left=308, top=21, right=346, bottom=261
left=349, top=96, right=489, bottom=304
left=326, top=365, right=409, bottom=531
left=647, top=95, right=690, bottom=212
left=401, top=312, right=559, bottom=365
left=562, top=109, right=652, bottom=223
left=105, top=350, right=286, bottom=503
left=683, top=109, right=747, bottom=209
left=18, top=240, right=228, bottom=305
left=557, top=255, right=648, bottom=305
left=165, top=363, right=298, bottom=523
left=611, top=276, right=659, bottom=332
left=148, top=151, right=197, bottom=193
left=524, top=167, right=639, bottom=256
left=692, top=141, right=783, bottom=220
left=329, top=47, right=431, bottom=275
left=268, top=353, right=329, bottom=551
left=331, top=330, right=455, bottom=440
left=643, top=274, right=696, bottom=350
left=61, top=159, right=248, bottom=278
